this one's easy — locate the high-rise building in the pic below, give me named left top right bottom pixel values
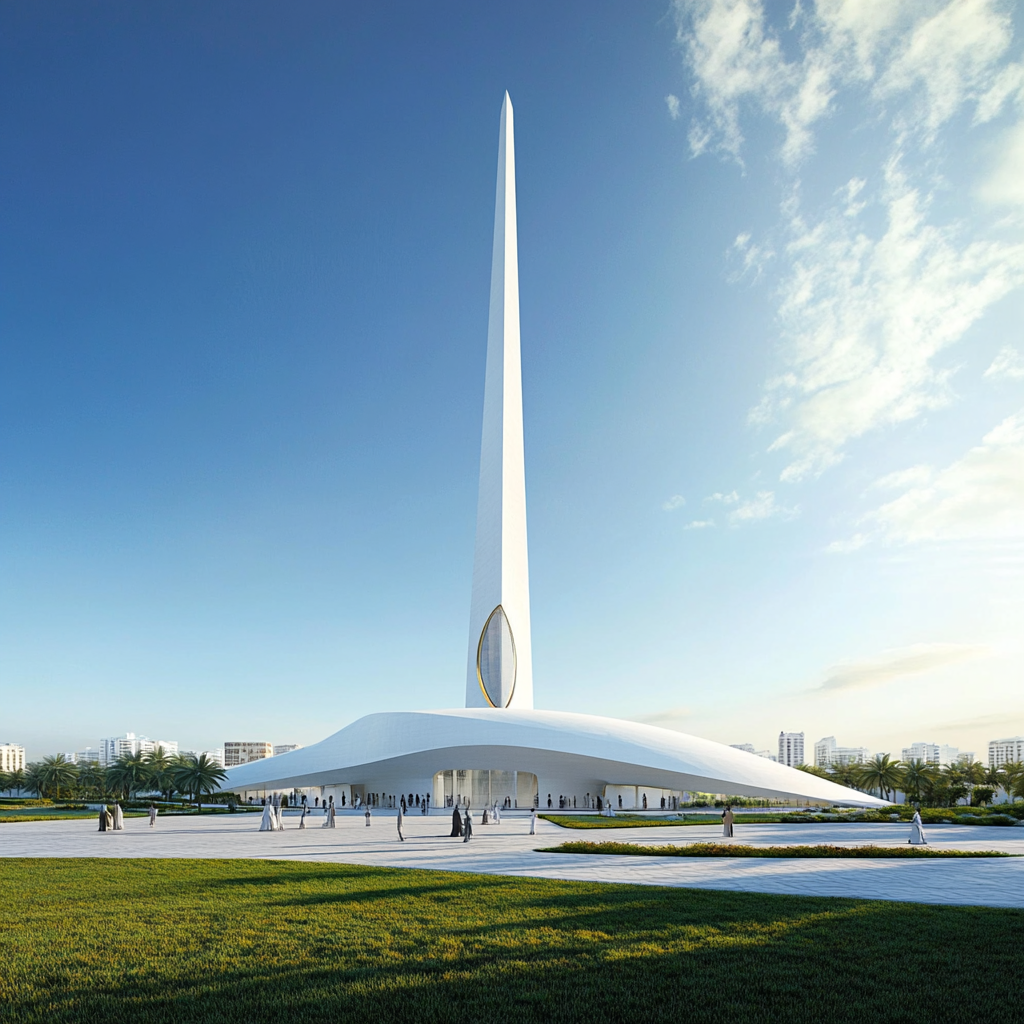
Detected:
left=778, top=732, right=805, bottom=768
left=901, top=742, right=963, bottom=766
left=814, top=737, right=868, bottom=768
left=273, top=744, right=302, bottom=757
left=1, top=743, right=26, bottom=773
left=99, top=734, right=178, bottom=765
left=224, top=741, right=273, bottom=767
left=731, top=743, right=777, bottom=762
left=76, top=747, right=100, bottom=764
left=988, top=737, right=1024, bottom=768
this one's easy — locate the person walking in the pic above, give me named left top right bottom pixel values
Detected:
left=364, top=802, right=371, bottom=827
left=299, top=804, right=308, bottom=830
left=148, top=803, right=158, bottom=828
left=450, top=806, right=462, bottom=837
left=463, top=808, right=473, bottom=843
left=909, top=808, right=927, bottom=845
left=722, top=805, right=734, bottom=838
left=327, top=796, right=336, bottom=828
left=98, top=806, right=107, bottom=832
left=113, top=802, right=124, bottom=831
left=530, top=807, right=537, bottom=835
left=397, top=805, right=405, bottom=842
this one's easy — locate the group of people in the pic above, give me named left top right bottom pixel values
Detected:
left=96, top=802, right=160, bottom=831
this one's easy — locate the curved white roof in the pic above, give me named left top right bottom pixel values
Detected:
left=226, top=708, right=886, bottom=807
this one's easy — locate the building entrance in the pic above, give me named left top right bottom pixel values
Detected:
left=434, top=770, right=537, bottom=809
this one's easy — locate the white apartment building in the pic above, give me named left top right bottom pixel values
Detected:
left=814, top=737, right=868, bottom=768
left=988, top=737, right=1024, bottom=769
left=273, top=744, right=302, bottom=757
left=1, top=743, right=26, bottom=773
left=180, top=748, right=225, bottom=767
left=76, top=748, right=100, bottom=763
left=900, top=742, right=965, bottom=767
left=100, top=733, right=179, bottom=766
left=224, top=741, right=273, bottom=767
left=778, top=732, right=805, bottom=768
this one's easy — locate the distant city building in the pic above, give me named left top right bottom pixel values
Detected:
left=273, top=744, right=302, bottom=757
left=778, top=732, right=804, bottom=768
left=180, top=748, right=225, bottom=767
left=814, top=737, right=868, bottom=768
left=988, top=737, right=1024, bottom=769
left=1, top=743, right=26, bottom=773
left=900, top=742, right=964, bottom=767
left=76, top=747, right=100, bottom=764
left=99, top=734, right=178, bottom=765
left=224, top=741, right=273, bottom=767
left=730, top=743, right=777, bottom=761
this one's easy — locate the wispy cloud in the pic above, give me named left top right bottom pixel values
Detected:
left=985, top=345, right=1024, bottom=380
left=673, top=0, right=1024, bottom=481
left=685, top=518, right=715, bottom=530
left=728, top=490, right=797, bottom=524
left=815, top=643, right=987, bottom=693
left=705, top=490, right=739, bottom=505
left=831, top=409, right=1024, bottom=548
left=631, top=706, right=692, bottom=731
left=662, top=494, right=687, bottom=511
left=665, top=93, right=682, bottom=120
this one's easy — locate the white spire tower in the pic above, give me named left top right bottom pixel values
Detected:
left=466, top=92, right=534, bottom=710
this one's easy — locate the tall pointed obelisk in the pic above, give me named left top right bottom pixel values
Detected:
left=466, top=92, right=534, bottom=710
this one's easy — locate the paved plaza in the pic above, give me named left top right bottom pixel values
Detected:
left=3, top=811, right=1023, bottom=908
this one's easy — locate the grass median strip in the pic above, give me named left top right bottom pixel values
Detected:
left=538, top=842, right=1014, bottom=858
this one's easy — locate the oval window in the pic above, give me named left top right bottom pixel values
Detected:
left=476, top=605, right=517, bottom=708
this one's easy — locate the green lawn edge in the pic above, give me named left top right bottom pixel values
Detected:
left=537, top=841, right=1015, bottom=858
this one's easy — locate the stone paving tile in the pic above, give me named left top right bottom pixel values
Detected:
left=2, top=812, right=1022, bottom=908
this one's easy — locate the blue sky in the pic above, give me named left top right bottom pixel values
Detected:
left=3, top=1, right=1023, bottom=762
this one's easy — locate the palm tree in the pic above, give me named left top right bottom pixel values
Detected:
left=940, top=764, right=970, bottom=806
left=0, top=771, right=10, bottom=795
left=172, top=753, right=227, bottom=810
left=7, top=768, right=26, bottom=797
left=23, top=762, right=45, bottom=798
left=144, top=746, right=175, bottom=801
left=901, top=758, right=939, bottom=805
left=37, top=754, right=79, bottom=800
left=76, top=762, right=106, bottom=800
left=1001, top=762, right=1024, bottom=801
left=855, top=754, right=903, bottom=802
left=105, top=752, right=151, bottom=801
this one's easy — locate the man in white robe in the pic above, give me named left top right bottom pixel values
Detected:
left=259, top=802, right=274, bottom=831
left=397, top=805, right=405, bottom=842
left=909, top=808, right=927, bottom=845
left=113, top=802, right=124, bottom=830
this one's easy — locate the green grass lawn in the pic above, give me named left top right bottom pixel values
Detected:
left=2, top=859, right=1023, bottom=1023
left=540, top=841, right=1014, bottom=858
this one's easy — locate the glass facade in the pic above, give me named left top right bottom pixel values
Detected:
left=477, top=605, right=517, bottom=707
left=434, top=769, right=537, bottom=809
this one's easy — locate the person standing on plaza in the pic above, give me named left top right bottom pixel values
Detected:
left=463, top=808, right=473, bottom=843
left=98, top=806, right=107, bottom=832
left=148, top=803, right=158, bottom=828
left=327, top=796, right=336, bottom=828
left=113, top=802, right=124, bottom=831
left=530, top=807, right=537, bottom=835
left=364, top=802, right=371, bottom=827
left=397, top=804, right=405, bottom=842
left=909, top=807, right=927, bottom=845
left=450, top=806, right=462, bottom=836
left=722, top=805, right=734, bottom=838
left=260, top=801, right=274, bottom=831
left=299, top=803, right=308, bottom=829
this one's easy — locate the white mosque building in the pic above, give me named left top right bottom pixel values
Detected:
left=226, top=94, right=886, bottom=813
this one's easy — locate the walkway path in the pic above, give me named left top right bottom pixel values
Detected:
left=3, top=812, right=1022, bottom=907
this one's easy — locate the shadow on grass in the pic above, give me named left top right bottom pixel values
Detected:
left=2, top=860, right=1023, bottom=1024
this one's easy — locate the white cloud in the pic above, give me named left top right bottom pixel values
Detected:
left=631, top=706, right=692, bottom=731
left=705, top=490, right=739, bottom=504
left=728, top=489, right=797, bottom=523
left=662, top=494, right=687, bottom=511
left=869, top=465, right=933, bottom=490
left=832, top=409, right=1024, bottom=547
left=674, top=0, right=1024, bottom=480
left=665, top=93, right=682, bottom=120
left=729, top=231, right=773, bottom=280
left=985, top=345, right=1024, bottom=380
left=816, top=642, right=987, bottom=693
left=685, top=518, right=716, bottom=529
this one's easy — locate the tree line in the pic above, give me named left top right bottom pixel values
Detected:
left=0, top=747, right=228, bottom=808
left=798, top=754, right=1024, bottom=805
